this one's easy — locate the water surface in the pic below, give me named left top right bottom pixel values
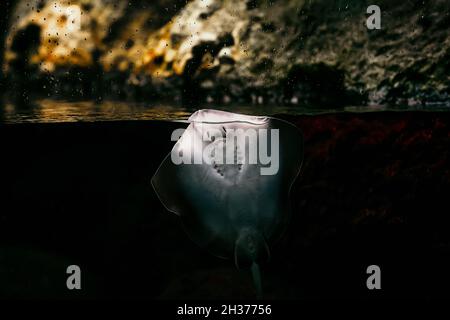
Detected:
left=1, top=99, right=449, bottom=124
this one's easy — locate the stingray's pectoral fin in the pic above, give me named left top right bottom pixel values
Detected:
left=234, top=229, right=270, bottom=298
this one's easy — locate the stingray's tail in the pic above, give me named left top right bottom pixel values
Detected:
left=251, top=262, right=263, bottom=299
left=234, top=228, right=270, bottom=299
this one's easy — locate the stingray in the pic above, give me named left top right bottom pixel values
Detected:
left=152, top=109, right=303, bottom=297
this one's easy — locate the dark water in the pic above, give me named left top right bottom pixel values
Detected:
left=1, top=102, right=450, bottom=299
left=1, top=99, right=449, bottom=123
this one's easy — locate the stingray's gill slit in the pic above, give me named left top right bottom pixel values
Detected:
left=151, top=109, right=303, bottom=298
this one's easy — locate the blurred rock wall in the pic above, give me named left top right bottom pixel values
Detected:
left=2, top=0, right=450, bottom=106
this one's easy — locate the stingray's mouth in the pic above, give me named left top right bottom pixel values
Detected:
left=210, top=137, right=244, bottom=179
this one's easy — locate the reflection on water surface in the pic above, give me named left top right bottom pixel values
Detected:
left=1, top=99, right=449, bottom=124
